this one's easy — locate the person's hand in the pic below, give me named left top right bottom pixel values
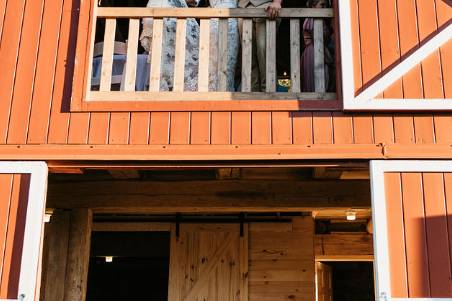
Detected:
left=265, top=0, right=282, bottom=19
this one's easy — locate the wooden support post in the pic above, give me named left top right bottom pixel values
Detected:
left=173, top=19, right=187, bottom=92
left=149, top=18, right=163, bottom=91
left=63, top=209, right=93, bottom=301
left=290, top=19, right=301, bottom=93
left=42, top=210, right=70, bottom=301
left=313, top=19, right=325, bottom=92
left=198, top=19, right=210, bottom=92
left=218, top=19, right=229, bottom=91
left=265, top=20, right=277, bottom=92
left=100, top=18, right=116, bottom=91
left=123, top=18, right=140, bottom=91
left=241, top=19, right=252, bottom=92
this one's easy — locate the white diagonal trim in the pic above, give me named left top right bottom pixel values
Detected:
left=355, top=23, right=452, bottom=101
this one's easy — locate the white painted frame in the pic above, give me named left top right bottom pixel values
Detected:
left=339, top=0, right=452, bottom=111
left=0, top=162, right=48, bottom=301
left=370, top=160, right=452, bottom=301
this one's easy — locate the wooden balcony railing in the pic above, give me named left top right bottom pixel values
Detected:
left=86, top=7, right=335, bottom=102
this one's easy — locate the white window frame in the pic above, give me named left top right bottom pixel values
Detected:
left=370, top=160, right=452, bottom=301
left=338, top=0, right=452, bottom=111
left=0, top=162, right=48, bottom=301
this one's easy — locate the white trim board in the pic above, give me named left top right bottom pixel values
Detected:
left=338, top=0, right=452, bottom=111
left=0, top=162, right=48, bottom=301
left=369, top=160, right=452, bottom=301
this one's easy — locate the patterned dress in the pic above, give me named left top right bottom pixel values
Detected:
left=208, top=0, right=239, bottom=92
left=140, top=0, right=200, bottom=91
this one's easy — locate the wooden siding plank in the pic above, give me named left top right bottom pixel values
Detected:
left=87, top=113, right=110, bottom=144
left=47, top=0, right=80, bottom=143
left=435, top=0, right=452, bottom=27
left=251, top=112, right=271, bottom=145
left=350, top=0, right=363, bottom=92
left=397, top=0, right=423, bottom=98
left=190, top=112, right=210, bottom=145
left=232, top=112, right=251, bottom=145
left=67, top=113, right=90, bottom=144
left=0, top=174, right=13, bottom=286
left=352, top=115, right=374, bottom=144
left=377, top=0, right=403, bottom=98
left=439, top=40, right=452, bottom=98
left=149, top=112, right=170, bottom=144
left=108, top=113, right=130, bottom=144
left=401, top=173, right=430, bottom=297
left=434, top=114, right=452, bottom=144
left=26, top=0, right=65, bottom=144
left=211, top=112, right=231, bottom=145
left=129, top=113, right=150, bottom=145
left=443, top=173, right=452, bottom=295
left=373, top=115, right=395, bottom=144
left=6, top=0, right=45, bottom=144
left=394, top=115, right=415, bottom=144
left=0, top=0, right=27, bottom=143
left=0, top=175, right=29, bottom=299
left=414, top=115, right=435, bottom=144
left=422, top=173, right=452, bottom=296
left=312, top=112, right=333, bottom=144
left=332, top=113, right=353, bottom=144
left=384, top=173, right=409, bottom=298
left=357, top=0, right=380, bottom=86
left=170, top=112, right=190, bottom=145
left=292, top=112, right=313, bottom=145
left=271, top=112, right=292, bottom=145
left=0, top=0, right=6, bottom=39
left=416, top=0, right=444, bottom=98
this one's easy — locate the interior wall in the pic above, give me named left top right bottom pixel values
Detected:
left=249, top=216, right=315, bottom=301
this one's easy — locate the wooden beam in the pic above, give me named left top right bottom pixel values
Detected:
left=43, top=210, right=70, bottom=301
left=314, top=233, right=373, bottom=257
left=47, top=180, right=371, bottom=213
left=216, top=168, right=241, bottom=180
left=64, top=209, right=93, bottom=301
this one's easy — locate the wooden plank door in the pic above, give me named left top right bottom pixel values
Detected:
left=168, top=224, right=248, bottom=301
left=370, top=161, right=452, bottom=301
left=0, top=162, right=47, bottom=301
left=316, top=262, right=333, bottom=301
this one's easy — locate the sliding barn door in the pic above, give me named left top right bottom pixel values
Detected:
left=0, top=162, right=48, bottom=301
left=168, top=224, right=248, bottom=301
left=370, top=161, right=452, bottom=301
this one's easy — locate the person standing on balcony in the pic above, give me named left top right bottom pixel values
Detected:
left=208, top=0, right=240, bottom=92
left=238, top=0, right=282, bottom=92
left=140, top=0, right=200, bottom=91
left=301, top=0, right=333, bottom=92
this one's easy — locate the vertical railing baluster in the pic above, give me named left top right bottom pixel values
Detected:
left=198, top=19, right=210, bottom=92
left=241, top=18, right=252, bottom=92
left=290, top=19, right=301, bottom=93
left=100, top=18, right=116, bottom=91
left=173, top=18, right=187, bottom=92
left=149, top=18, right=164, bottom=91
left=266, top=20, right=276, bottom=92
left=218, top=18, right=229, bottom=92
left=314, top=18, right=326, bottom=93
left=124, top=18, right=139, bottom=91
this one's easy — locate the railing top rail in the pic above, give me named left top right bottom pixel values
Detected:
left=96, top=7, right=334, bottom=18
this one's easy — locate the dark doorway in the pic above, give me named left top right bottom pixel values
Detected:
left=86, top=231, right=170, bottom=301
left=330, top=262, right=374, bottom=301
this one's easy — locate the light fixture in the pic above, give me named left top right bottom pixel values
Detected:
left=346, top=210, right=357, bottom=221
left=105, top=256, right=113, bottom=263
left=44, top=208, right=54, bottom=223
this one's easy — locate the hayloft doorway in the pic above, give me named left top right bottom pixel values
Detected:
left=316, top=261, right=375, bottom=301
left=86, top=231, right=171, bottom=301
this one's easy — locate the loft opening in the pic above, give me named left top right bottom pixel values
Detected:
left=83, top=0, right=338, bottom=103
